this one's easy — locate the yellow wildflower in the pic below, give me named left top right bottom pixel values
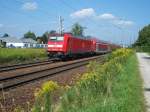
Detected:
left=41, top=81, right=59, bottom=93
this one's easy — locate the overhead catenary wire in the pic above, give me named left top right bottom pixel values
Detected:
left=58, top=0, right=125, bottom=32
left=58, top=0, right=106, bottom=27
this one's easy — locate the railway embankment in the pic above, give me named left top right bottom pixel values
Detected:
left=0, top=49, right=145, bottom=112
left=27, top=48, right=145, bottom=112
left=0, top=55, right=104, bottom=111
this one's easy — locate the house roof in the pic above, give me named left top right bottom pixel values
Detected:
left=21, top=38, right=37, bottom=44
left=0, top=37, right=37, bottom=44
left=0, top=36, right=22, bottom=43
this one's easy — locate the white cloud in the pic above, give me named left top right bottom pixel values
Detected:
left=70, top=8, right=134, bottom=27
left=98, top=13, right=116, bottom=20
left=22, top=2, right=38, bottom=11
left=70, top=8, right=95, bottom=19
left=98, top=13, right=134, bottom=27
left=113, top=20, right=134, bottom=27
left=0, top=24, right=3, bottom=28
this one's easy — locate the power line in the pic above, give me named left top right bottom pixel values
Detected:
left=59, top=0, right=125, bottom=32
left=58, top=0, right=104, bottom=27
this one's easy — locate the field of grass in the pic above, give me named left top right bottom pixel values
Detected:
left=0, top=48, right=47, bottom=65
left=28, top=49, right=145, bottom=112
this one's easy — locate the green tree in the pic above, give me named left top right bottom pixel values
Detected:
left=3, top=33, right=9, bottom=37
left=71, top=23, right=84, bottom=36
left=41, top=30, right=56, bottom=44
left=24, top=31, right=36, bottom=40
left=133, top=24, right=150, bottom=46
left=42, top=32, right=49, bottom=44
left=36, top=36, right=42, bottom=44
left=49, top=30, right=56, bottom=34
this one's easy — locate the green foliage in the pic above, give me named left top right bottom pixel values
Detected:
left=3, top=33, right=9, bottom=37
left=24, top=31, right=36, bottom=40
left=135, top=24, right=150, bottom=46
left=0, top=41, right=6, bottom=48
left=133, top=24, right=150, bottom=51
left=56, top=49, right=145, bottom=112
left=13, top=106, right=24, bottom=112
left=71, top=23, right=84, bottom=36
left=32, top=81, right=59, bottom=112
left=135, top=46, right=150, bottom=52
left=37, top=30, right=56, bottom=44
left=41, top=32, right=49, bottom=44
left=0, top=48, right=47, bottom=64
left=28, top=49, right=144, bottom=112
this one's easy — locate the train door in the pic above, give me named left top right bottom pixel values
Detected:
left=67, top=38, right=72, bottom=55
left=96, top=43, right=99, bottom=52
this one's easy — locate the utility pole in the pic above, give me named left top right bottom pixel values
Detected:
left=59, top=16, right=64, bottom=35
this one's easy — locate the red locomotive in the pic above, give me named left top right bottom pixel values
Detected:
left=47, top=33, right=118, bottom=59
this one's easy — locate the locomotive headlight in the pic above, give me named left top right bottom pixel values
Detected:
left=48, top=44, right=63, bottom=48
left=48, top=45, right=54, bottom=47
left=56, top=45, right=63, bottom=48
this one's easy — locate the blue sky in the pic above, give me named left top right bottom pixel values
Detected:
left=0, top=0, right=150, bottom=45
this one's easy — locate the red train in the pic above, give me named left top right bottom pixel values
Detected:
left=47, top=33, right=119, bottom=59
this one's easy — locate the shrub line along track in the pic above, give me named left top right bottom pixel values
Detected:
left=0, top=55, right=105, bottom=91
left=0, top=59, right=56, bottom=72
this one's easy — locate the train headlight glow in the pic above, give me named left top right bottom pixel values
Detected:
left=56, top=45, right=63, bottom=48
left=48, top=45, right=54, bottom=47
left=48, top=44, right=63, bottom=48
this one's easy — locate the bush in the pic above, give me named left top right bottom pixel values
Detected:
left=134, top=46, right=150, bottom=52
left=32, top=81, right=59, bottom=112
left=56, top=48, right=144, bottom=112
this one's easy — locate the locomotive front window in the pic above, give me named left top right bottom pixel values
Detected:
left=49, top=36, right=64, bottom=41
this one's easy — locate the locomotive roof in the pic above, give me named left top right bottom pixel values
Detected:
left=0, top=36, right=37, bottom=44
left=49, top=33, right=92, bottom=40
left=21, top=38, right=37, bottom=44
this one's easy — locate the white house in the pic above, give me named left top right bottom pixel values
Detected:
left=21, top=38, right=37, bottom=48
left=21, top=38, right=47, bottom=48
left=0, top=36, right=47, bottom=48
left=0, top=36, right=24, bottom=48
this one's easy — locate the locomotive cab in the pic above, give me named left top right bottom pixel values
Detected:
left=47, top=33, right=71, bottom=59
left=47, top=35, right=66, bottom=58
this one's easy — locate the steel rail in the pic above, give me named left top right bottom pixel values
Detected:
left=0, top=59, right=56, bottom=72
left=0, top=55, right=105, bottom=90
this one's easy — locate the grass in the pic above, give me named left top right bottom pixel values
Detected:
left=101, top=54, right=145, bottom=112
left=55, top=50, right=145, bottom=112
left=0, top=48, right=47, bottom=65
left=15, top=49, right=145, bottom=112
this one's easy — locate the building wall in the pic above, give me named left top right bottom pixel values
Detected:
left=6, top=43, right=24, bottom=48
left=5, top=42, right=47, bottom=48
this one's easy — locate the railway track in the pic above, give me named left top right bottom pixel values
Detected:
left=0, top=55, right=105, bottom=90
left=0, top=59, right=56, bottom=72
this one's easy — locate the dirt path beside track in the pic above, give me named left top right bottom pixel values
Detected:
left=137, top=53, right=150, bottom=112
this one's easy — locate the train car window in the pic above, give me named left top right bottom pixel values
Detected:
left=49, top=36, right=64, bottom=41
left=57, top=37, right=64, bottom=41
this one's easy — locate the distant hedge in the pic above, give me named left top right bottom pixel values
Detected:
left=134, top=46, right=150, bottom=52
